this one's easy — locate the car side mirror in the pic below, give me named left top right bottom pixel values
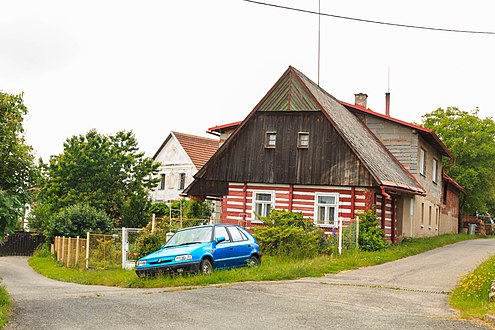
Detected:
left=216, top=236, right=226, bottom=244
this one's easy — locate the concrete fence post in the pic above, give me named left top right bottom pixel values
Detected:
left=338, top=217, right=343, bottom=255
left=85, top=232, right=90, bottom=270
left=356, top=216, right=360, bottom=251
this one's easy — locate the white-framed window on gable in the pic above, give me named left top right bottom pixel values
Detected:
left=179, top=173, right=186, bottom=190
left=298, top=132, right=309, bottom=148
left=252, top=191, right=274, bottom=220
left=158, top=174, right=166, bottom=190
left=314, top=193, right=339, bottom=227
left=265, top=132, right=276, bottom=148
left=419, top=148, right=426, bottom=176
left=432, top=158, right=438, bottom=183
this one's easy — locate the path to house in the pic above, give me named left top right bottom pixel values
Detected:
left=2, top=239, right=495, bottom=330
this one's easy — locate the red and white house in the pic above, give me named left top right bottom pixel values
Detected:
left=184, top=66, right=461, bottom=242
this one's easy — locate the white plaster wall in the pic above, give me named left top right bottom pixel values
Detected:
left=151, top=136, right=198, bottom=202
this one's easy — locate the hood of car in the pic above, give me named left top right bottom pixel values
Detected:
left=140, top=243, right=209, bottom=261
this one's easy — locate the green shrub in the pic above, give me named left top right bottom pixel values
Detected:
left=44, top=204, right=111, bottom=242
left=254, top=210, right=333, bottom=259
left=357, top=210, right=388, bottom=251
left=148, top=202, right=170, bottom=217
left=132, top=218, right=172, bottom=259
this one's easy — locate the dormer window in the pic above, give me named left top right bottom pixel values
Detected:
left=298, top=132, right=309, bottom=148
left=265, top=132, right=276, bottom=148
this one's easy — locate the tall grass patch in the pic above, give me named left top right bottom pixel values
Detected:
left=450, top=255, right=495, bottom=319
left=0, top=285, right=12, bottom=329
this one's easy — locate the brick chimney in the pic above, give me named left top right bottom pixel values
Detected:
left=385, top=92, right=390, bottom=116
left=354, top=93, right=368, bottom=108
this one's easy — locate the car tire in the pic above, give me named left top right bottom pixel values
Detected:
left=248, top=255, right=260, bottom=267
left=200, top=259, right=213, bottom=274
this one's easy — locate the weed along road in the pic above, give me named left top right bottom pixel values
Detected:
left=1, top=239, right=495, bottom=329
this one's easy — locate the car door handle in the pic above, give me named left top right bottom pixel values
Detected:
left=230, top=247, right=234, bottom=250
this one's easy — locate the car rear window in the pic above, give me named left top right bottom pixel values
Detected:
left=227, top=226, right=247, bottom=242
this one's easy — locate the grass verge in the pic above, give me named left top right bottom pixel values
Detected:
left=0, top=285, right=12, bottom=330
left=29, top=234, right=478, bottom=289
left=450, top=255, right=495, bottom=320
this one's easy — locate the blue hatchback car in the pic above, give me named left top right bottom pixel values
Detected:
left=135, top=224, right=261, bottom=277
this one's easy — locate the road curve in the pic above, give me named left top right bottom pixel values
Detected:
left=1, top=238, right=495, bottom=329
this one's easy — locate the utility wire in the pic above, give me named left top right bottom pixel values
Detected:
left=241, top=0, right=495, bottom=35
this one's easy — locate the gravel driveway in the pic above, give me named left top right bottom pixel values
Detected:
left=1, top=238, right=495, bottom=329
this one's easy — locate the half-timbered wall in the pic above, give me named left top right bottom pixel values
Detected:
left=221, top=182, right=376, bottom=232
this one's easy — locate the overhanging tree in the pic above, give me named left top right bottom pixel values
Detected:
left=33, top=130, right=159, bottom=231
left=0, top=92, right=36, bottom=240
left=421, top=107, right=495, bottom=216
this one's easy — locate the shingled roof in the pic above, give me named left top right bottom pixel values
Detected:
left=290, top=67, right=425, bottom=194
left=189, top=66, right=424, bottom=196
left=153, top=132, right=219, bottom=170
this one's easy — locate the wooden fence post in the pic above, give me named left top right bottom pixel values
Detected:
left=338, top=217, right=343, bottom=255
left=67, top=238, right=71, bottom=267
left=61, top=237, right=65, bottom=264
left=75, top=236, right=80, bottom=266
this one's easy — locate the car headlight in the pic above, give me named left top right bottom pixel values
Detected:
left=136, top=260, right=147, bottom=267
left=174, top=254, right=193, bottom=262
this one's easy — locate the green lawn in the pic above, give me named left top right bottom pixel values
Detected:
left=450, top=255, right=495, bottom=320
left=29, top=234, right=477, bottom=288
left=0, top=285, right=12, bottom=330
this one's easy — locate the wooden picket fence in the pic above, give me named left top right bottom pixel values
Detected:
left=53, top=236, right=87, bottom=267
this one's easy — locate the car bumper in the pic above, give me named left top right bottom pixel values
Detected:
left=135, top=261, right=201, bottom=277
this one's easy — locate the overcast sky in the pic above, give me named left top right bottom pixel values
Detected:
left=2, top=0, right=494, bottom=161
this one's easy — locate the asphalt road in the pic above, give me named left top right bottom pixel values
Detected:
left=1, top=239, right=495, bottom=329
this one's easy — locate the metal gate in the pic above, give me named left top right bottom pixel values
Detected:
left=0, top=232, right=44, bottom=256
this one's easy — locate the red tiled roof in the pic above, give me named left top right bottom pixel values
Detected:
left=207, top=121, right=242, bottom=135
left=442, top=172, right=465, bottom=193
left=172, top=132, right=219, bottom=170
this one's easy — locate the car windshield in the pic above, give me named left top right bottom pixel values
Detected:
left=164, top=227, right=213, bottom=247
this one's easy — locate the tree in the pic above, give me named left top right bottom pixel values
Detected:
left=421, top=107, right=495, bottom=215
left=33, top=130, right=159, bottom=232
left=0, top=92, right=36, bottom=240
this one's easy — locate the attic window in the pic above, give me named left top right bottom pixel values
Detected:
left=265, top=132, right=276, bottom=148
left=298, top=132, right=309, bottom=148
left=159, top=174, right=166, bottom=190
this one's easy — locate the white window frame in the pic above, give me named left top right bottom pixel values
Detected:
left=298, top=132, right=309, bottom=148
left=158, top=173, right=166, bottom=190
left=252, top=191, right=275, bottom=220
left=419, top=148, right=426, bottom=176
left=432, top=158, right=438, bottom=183
left=265, top=132, right=276, bottom=148
left=178, top=173, right=186, bottom=190
left=314, top=193, right=339, bottom=227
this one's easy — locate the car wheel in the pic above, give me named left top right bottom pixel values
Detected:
left=247, top=255, right=260, bottom=267
left=200, top=259, right=213, bottom=274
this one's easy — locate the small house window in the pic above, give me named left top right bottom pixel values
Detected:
left=179, top=173, right=186, bottom=190
left=314, top=193, right=339, bottom=227
left=432, top=158, right=438, bottom=183
left=265, top=132, right=276, bottom=148
left=253, top=192, right=274, bottom=219
left=419, top=148, right=426, bottom=176
left=298, top=132, right=309, bottom=148
left=158, top=174, right=166, bottom=190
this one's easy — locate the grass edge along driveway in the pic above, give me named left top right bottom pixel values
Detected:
left=26, top=234, right=481, bottom=289
left=0, top=285, right=12, bottom=330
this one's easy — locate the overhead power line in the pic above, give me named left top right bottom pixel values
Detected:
left=241, top=0, right=495, bottom=35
